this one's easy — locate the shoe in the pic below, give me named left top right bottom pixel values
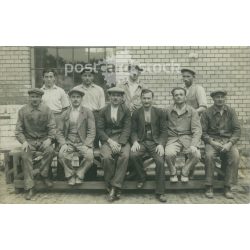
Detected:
left=181, top=175, right=189, bottom=183
left=224, top=187, right=234, bottom=199
left=137, top=181, right=145, bottom=189
left=170, top=175, right=178, bottom=183
left=75, top=177, right=83, bottom=184
left=42, top=178, right=53, bottom=188
left=107, top=187, right=118, bottom=202
left=116, top=188, right=122, bottom=199
left=205, top=186, right=214, bottom=199
left=156, top=194, right=167, bottom=203
left=68, top=176, right=76, bottom=186
left=25, top=188, right=35, bottom=200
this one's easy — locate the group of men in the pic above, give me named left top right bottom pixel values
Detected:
left=15, top=66, right=241, bottom=202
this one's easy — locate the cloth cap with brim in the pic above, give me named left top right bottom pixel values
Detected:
left=210, top=90, right=227, bottom=97
left=68, top=87, right=85, bottom=96
left=181, top=68, right=196, bottom=75
left=128, top=65, right=143, bottom=72
left=107, top=87, right=125, bottom=94
left=28, top=88, right=44, bottom=96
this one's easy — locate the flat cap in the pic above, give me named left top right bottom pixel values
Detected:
left=210, top=90, right=227, bottom=97
left=128, top=64, right=143, bottom=72
left=171, top=87, right=187, bottom=96
left=28, top=88, right=44, bottom=96
left=68, top=87, right=85, bottom=96
left=107, top=86, right=125, bottom=94
left=181, top=68, right=196, bottom=75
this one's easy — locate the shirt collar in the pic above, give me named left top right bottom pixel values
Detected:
left=124, top=79, right=143, bottom=88
left=28, top=103, right=42, bottom=112
left=72, top=106, right=81, bottom=112
left=41, top=84, right=57, bottom=90
left=170, top=104, right=190, bottom=115
left=212, top=105, right=228, bottom=114
left=80, top=83, right=95, bottom=89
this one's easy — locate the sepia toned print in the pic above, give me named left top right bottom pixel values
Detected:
left=0, top=46, right=249, bottom=204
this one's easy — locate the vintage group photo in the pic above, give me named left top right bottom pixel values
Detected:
left=0, top=46, right=249, bottom=204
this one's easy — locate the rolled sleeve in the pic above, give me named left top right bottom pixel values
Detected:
left=196, top=85, right=207, bottom=108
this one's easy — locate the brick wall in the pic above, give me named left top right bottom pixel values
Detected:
left=0, top=46, right=31, bottom=105
left=115, top=46, right=250, bottom=154
left=0, top=46, right=250, bottom=160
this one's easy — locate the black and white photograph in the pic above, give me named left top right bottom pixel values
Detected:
left=0, top=46, right=249, bottom=204
left=0, top=1, right=249, bottom=250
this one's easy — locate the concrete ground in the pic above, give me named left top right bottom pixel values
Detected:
left=0, top=170, right=249, bottom=204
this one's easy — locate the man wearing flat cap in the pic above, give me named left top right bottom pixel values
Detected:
left=117, top=64, right=144, bottom=113
left=15, top=88, right=56, bottom=200
left=97, top=86, right=131, bottom=201
left=165, top=87, right=202, bottom=183
left=56, top=87, right=96, bottom=185
left=201, top=90, right=241, bottom=199
left=181, top=68, right=207, bottom=115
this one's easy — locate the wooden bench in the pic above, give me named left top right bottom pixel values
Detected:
left=4, top=146, right=227, bottom=193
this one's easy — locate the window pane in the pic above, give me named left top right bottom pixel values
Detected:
left=34, top=47, right=57, bottom=68
left=58, top=48, right=73, bottom=68
left=74, top=47, right=88, bottom=64
left=56, top=68, right=74, bottom=93
left=106, top=47, right=116, bottom=58
left=89, top=47, right=105, bottom=63
left=33, top=69, right=44, bottom=88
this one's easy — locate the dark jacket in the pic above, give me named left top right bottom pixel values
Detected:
left=131, top=106, right=167, bottom=146
left=56, top=106, right=96, bottom=148
left=97, top=103, right=131, bottom=145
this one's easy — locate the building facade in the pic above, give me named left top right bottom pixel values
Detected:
left=0, top=46, right=249, bottom=164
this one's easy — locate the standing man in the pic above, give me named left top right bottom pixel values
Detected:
left=118, top=64, right=144, bottom=112
left=15, top=88, right=56, bottom=200
left=165, top=87, right=202, bottom=183
left=201, top=90, right=241, bottom=199
left=41, top=68, right=70, bottom=126
left=57, top=87, right=96, bottom=185
left=130, top=89, right=167, bottom=202
left=181, top=68, right=207, bottom=115
left=75, top=68, right=105, bottom=115
left=118, top=64, right=144, bottom=180
left=97, top=87, right=131, bottom=202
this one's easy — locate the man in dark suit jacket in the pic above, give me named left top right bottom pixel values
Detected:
left=57, top=87, right=96, bottom=185
left=97, top=87, right=131, bottom=202
left=130, top=89, right=168, bottom=202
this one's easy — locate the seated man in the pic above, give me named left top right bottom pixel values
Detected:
left=57, top=87, right=96, bottom=185
left=97, top=87, right=131, bottom=202
left=130, top=89, right=167, bottom=203
left=201, top=90, right=241, bottom=199
left=165, top=87, right=202, bottom=183
left=15, top=88, right=56, bottom=200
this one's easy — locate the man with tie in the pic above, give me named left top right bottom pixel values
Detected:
left=130, top=89, right=168, bottom=202
left=97, top=87, right=131, bottom=202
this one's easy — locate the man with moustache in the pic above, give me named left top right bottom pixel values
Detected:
left=97, top=87, right=131, bottom=202
left=15, top=88, right=56, bottom=200
left=201, top=90, right=241, bottom=199
left=56, top=87, right=96, bottom=185
left=130, top=89, right=167, bottom=202
left=41, top=68, right=70, bottom=126
left=181, top=68, right=207, bottom=115
left=165, top=87, right=202, bottom=183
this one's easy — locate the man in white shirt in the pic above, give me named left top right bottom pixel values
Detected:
left=41, top=69, right=70, bottom=126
